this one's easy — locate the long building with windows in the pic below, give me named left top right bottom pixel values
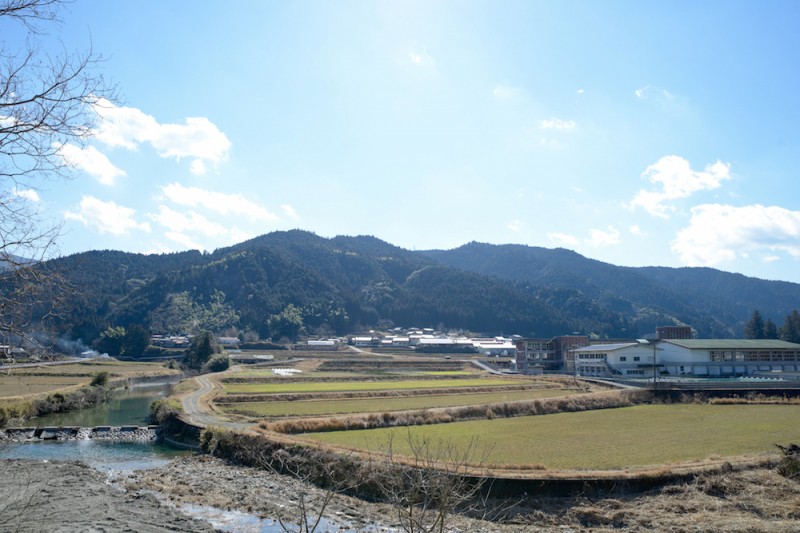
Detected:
left=573, top=338, right=800, bottom=378
left=656, top=339, right=800, bottom=376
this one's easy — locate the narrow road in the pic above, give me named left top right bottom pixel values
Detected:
left=181, top=373, right=253, bottom=431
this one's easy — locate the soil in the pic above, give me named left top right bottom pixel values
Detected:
left=0, top=459, right=212, bottom=532
left=2, top=455, right=798, bottom=532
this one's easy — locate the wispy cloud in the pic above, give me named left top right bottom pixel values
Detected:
left=630, top=155, right=731, bottom=218
left=506, top=220, right=522, bottom=232
left=634, top=85, right=674, bottom=101
left=91, top=98, right=231, bottom=176
left=586, top=226, right=621, bottom=247
left=13, top=188, right=40, bottom=202
left=64, top=196, right=150, bottom=235
left=547, top=232, right=579, bottom=247
left=540, top=118, right=576, bottom=131
left=160, top=183, right=278, bottom=221
left=492, top=84, right=520, bottom=100
left=671, top=204, right=800, bottom=266
left=57, top=143, right=126, bottom=185
left=281, top=204, right=299, bottom=220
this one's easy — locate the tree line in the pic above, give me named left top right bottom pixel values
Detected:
left=744, top=309, right=800, bottom=343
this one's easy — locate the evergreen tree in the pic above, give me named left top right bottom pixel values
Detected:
left=121, top=324, right=150, bottom=358
left=764, top=319, right=779, bottom=340
left=744, top=310, right=766, bottom=339
left=184, top=331, right=220, bottom=370
left=95, top=326, right=126, bottom=357
left=780, top=310, right=800, bottom=343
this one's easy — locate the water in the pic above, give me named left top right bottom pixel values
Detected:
left=32, top=381, right=174, bottom=427
left=0, top=439, right=187, bottom=472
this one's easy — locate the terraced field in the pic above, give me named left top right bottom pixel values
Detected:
left=219, top=388, right=581, bottom=417
left=222, top=377, right=522, bottom=395
left=304, top=403, right=800, bottom=470
left=0, top=361, right=180, bottom=399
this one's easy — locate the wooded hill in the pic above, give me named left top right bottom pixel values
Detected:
left=11, top=230, right=800, bottom=344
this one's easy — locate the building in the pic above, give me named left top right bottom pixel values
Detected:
left=656, top=339, right=800, bottom=376
left=573, top=338, right=800, bottom=378
left=656, top=326, right=693, bottom=340
left=515, top=336, right=589, bottom=373
left=573, top=341, right=657, bottom=377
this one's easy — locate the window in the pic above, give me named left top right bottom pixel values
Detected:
left=619, top=356, right=627, bottom=362
left=633, top=356, right=640, bottom=362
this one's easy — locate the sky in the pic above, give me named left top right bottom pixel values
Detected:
left=5, top=1, right=800, bottom=283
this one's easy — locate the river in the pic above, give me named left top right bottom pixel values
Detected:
left=0, top=379, right=363, bottom=532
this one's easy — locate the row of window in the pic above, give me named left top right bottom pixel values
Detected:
left=709, top=350, right=800, bottom=362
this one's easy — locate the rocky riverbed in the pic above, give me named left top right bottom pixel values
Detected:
left=2, top=454, right=797, bottom=532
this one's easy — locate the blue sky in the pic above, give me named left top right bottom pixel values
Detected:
left=7, top=1, right=800, bottom=282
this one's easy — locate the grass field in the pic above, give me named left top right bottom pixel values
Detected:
left=0, top=361, right=180, bottom=399
left=223, top=378, right=520, bottom=395
left=219, top=388, right=581, bottom=417
left=304, top=404, right=800, bottom=470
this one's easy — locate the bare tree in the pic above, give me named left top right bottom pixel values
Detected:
left=373, top=431, right=495, bottom=533
left=0, top=0, right=111, bottom=344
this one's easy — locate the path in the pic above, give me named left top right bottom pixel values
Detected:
left=180, top=372, right=253, bottom=431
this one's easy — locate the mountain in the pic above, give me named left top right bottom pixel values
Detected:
left=421, top=242, right=800, bottom=337
left=4, top=231, right=798, bottom=345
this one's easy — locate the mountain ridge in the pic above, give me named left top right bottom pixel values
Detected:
left=7, top=231, right=798, bottom=344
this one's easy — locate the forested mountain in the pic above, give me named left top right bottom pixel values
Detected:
left=421, top=242, right=800, bottom=337
left=6, top=231, right=799, bottom=346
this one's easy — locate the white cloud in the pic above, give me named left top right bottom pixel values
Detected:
left=64, top=196, right=150, bottom=235
left=629, top=224, right=643, bottom=236
left=764, top=255, right=781, bottom=263
left=408, top=48, right=435, bottom=69
left=57, top=143, right=126, bottom=185
left=547, top=232, right=579, bottom=247
left=190, top=159, right=207, bottom=176
left=540, top=118, right=577, bottom=131
left=281, top=204, right=299, bottom=220
left=630, top=155, right=731, bottom=218
left=577, top=88, right=585, bottom=95
left=586, top=226, right=621, bottom=247
left=506, top=220, right=522, bottom=232
left=91, top=98, right=231, bottom=175
left=14, top=188, right=40, bottom=202
left=150, top=206, right=227, bottom=238
left=635, top=85, right=674, bottom=101
left=492, top=84, right=519, bottom=100
left=160, top=183, right=278, bottom=221
left=671, top=204, right=800, bottom=266
left=164, top=231, right=203, bottom=250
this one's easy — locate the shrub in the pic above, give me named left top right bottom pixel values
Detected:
left=776, top=443, right=800, bottom=481
left=203, top=354, right=230, bottom=373
left=90, top=371, right=110, bottom=387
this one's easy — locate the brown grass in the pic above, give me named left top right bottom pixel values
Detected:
left=262, top=389, right=650, bottom=434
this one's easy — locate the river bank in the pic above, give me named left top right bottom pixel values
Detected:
left=1, top=452, right=798, bottom=532
left=0, top=459, right=213, bottom=532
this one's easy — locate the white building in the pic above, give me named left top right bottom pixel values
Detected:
left=575, top=338, right=800, bottom=378
left=656, top=339, right=800, bottom=376
left=574, top=342, right=656, bottom=377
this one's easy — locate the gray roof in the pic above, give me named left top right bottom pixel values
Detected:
left=574, top=342, right=639, bottom=353
left=662, top=339, right=800, bottom=350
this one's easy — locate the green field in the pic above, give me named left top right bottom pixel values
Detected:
left=219, top=388, right=579, bottom=417
left=305, top=404, right=800, bottom=470
left=223, top=378, right=520, bottom=395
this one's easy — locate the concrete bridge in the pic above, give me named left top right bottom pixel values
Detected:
left=1, top=425, right=161, bottom=442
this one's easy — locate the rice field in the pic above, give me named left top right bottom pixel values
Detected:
left=219, top=388, right=581, bottom=417
left=0, top=361, right=180, bottom=399
left=222, top=378, right=520, bottom=395
left=304, top=404, right=800, bottom=470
